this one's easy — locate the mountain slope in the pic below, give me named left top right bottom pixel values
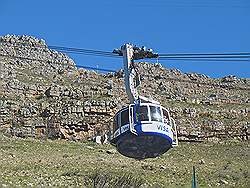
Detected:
left=0, top=35, right=249, bottom=141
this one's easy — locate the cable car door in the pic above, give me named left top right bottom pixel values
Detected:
left=170, top=117, right=178, bottom=146
left=129, top=104, right=137, bottom=135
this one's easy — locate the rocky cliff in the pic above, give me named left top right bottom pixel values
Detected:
left=0, top=35, right=249, bottom=142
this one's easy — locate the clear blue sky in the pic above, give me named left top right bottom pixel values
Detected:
left=1, top=0, right=250, bottom=78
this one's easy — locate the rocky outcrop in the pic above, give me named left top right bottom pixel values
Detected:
left=0, top=35, right=249, bottom=141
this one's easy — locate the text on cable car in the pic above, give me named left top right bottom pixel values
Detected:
left=157, top=124, right=169, bottom=133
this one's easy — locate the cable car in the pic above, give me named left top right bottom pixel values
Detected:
left=111, top=44, right=178, bottom=159
left=110, top=103, right=178, bottom=159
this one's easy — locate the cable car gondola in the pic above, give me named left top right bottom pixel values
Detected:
left=110, top=44, right=178, bottom=159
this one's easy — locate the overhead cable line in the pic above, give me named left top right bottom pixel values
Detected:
left=158, top=53, right=250, bottom=61
left=1, top=41, right=249, bottom=61
left=57, top=50, right=121, bottom=58
left=0, top=41, right=121, bottom=58
left=158, top=55, right=250, bottom=59
left=159, top=52, right=250, bottom=56
left=157, top=58, right=249, bottom=62
left=0, top=53, right=117, bottom=73
left=48, top=45, right=116, bottom=56
left=0, top=53, right=249, bottom=91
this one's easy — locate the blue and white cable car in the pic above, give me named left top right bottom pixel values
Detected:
left=111, top=44, right=178, bottom=159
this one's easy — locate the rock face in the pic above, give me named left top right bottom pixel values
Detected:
left=0, top=35, right=249, bottom=141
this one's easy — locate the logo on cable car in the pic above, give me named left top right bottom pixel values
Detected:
left=157, top=124, right=169, bottom=133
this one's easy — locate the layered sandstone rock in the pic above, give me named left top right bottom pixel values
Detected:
left=0, top=35, right=249, bottom=141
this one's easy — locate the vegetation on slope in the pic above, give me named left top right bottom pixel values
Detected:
left=0, top=133, right=249, bottom=187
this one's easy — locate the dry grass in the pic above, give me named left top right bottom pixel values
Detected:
left=0, top=133, right=249, bottom=187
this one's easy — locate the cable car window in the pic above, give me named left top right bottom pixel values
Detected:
left=121, top=109, right=129, bottom=126
left=150, top=106, right=162, bottom=122
left=113, top=115, right=119, bottom=131
left=163, top=109, right=169, bottom=124
left=136, top=106, right=149, bottom=121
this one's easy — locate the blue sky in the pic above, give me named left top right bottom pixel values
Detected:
left=1, top=0, right=250, bottom=78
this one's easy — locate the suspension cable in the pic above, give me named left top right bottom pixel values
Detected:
left=0, top=53, right=249, bottom=91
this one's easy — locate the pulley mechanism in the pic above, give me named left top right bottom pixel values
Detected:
left=113, top=45, right=159, bottom=60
